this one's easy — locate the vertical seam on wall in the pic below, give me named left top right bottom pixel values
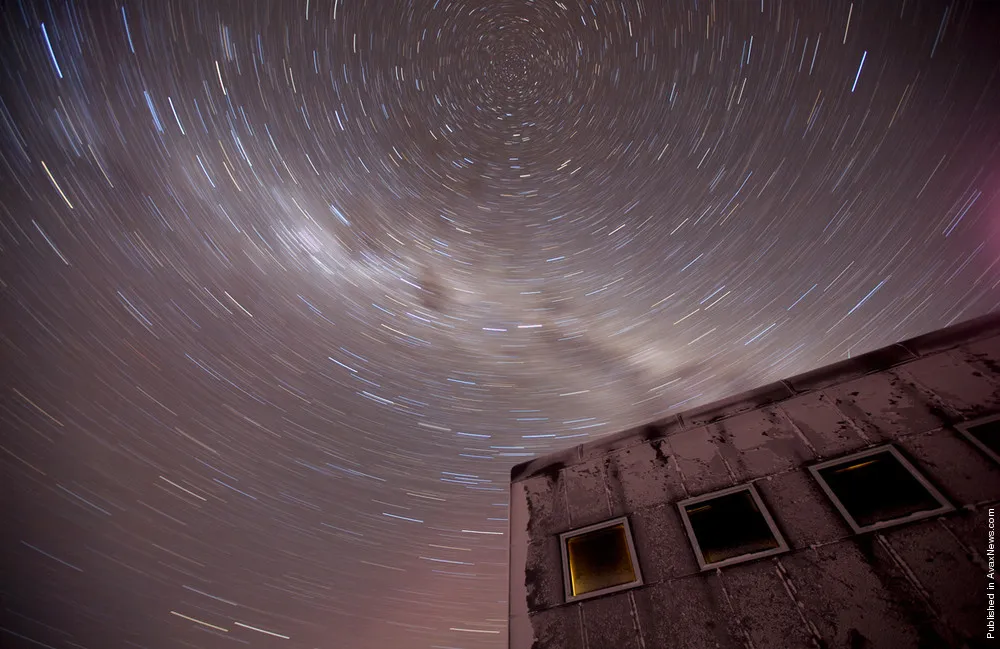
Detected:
left=716, top=569, right=757, bottom=649
left=773, top=557, right=826, bottom=647
left=874, top=532, right=954, bottom=640
left=775, top=402, right=819, bottom=457
left=665, top=436, right=691, bottom=497
left=578, top=602, right=588, bottom=649
left=874, top=532, right=942, bottom=609
left=562, top=470, right=573, bottom=527
left=669, top=452, right=690, bottom=499
left=628, top=590, right=647, bottom=649
left=713, top=425, right=739, bottom=485
left=601, top=459, right=614, bottom=517
left=938, top=517, right=988, bottom=570
left=821, top=389, right=873, bottom=444
left=893, top=365, right=961, bottom=421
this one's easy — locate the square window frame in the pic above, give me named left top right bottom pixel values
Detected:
left=559, top=516, right=643, bottom=603
left=955, top=413, right=1000, bottom=465
left=807, top=444, right=954, bottom=534
left=676, top=483, right=789, bottom=572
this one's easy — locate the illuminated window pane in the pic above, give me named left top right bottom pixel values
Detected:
left=685, top=490, right=780, bottom=564
left=810, top=446, right=953, bottom=533
left=566, top=523, right=635, bottom=596
left=560, top=517, right=642, bottom=602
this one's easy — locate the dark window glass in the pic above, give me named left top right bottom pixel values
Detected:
left=565, top=523, right=636, bottom=597
left=685, top=490, right=779, bottom=564
left=967, top=420, right=1000, bottom=458
left=818, top=451, right=941, bottom=528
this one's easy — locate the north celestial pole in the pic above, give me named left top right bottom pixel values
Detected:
left=2, top=1, right=1000, bottom=647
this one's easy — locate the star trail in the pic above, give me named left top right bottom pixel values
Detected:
left=2, top=0, right=1000, bottom=647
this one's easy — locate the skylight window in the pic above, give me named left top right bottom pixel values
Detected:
left=808, top=445, right=953, bottom=533
left=678, top=484, right=788, bottom=570
left=559, top=517, right=642, bottom=602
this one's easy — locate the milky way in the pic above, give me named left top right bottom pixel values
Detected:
left=2, top=0, right=1000, bottom=647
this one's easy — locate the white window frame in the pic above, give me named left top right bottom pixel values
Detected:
left=559, top=516, right=643, bottom=603
left=955, top=413, right=1000, bottom=465
left=677, top=483, right=789, bottom=571
left=808, top=444, right=954, bottom=534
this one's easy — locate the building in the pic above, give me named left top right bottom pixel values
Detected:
left=509, top=312, right=1000, bottom=649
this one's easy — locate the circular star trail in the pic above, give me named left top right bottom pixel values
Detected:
left=3, top=1, right=1000, bottom=647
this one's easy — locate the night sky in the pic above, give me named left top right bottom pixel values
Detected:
left=2, top=0, right=1000, bottom=647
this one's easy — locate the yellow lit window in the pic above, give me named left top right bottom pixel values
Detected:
left=560, top=517, right=642, bottom=602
